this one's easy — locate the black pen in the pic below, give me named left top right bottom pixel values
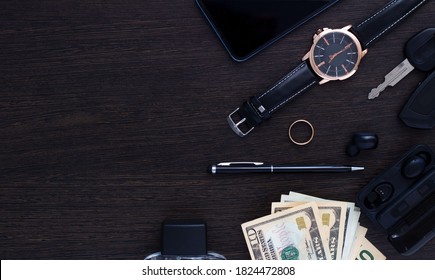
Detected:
left=208, top=162, right=364, bottom=174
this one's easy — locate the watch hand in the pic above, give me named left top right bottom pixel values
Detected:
left=328, top=43, right=353, bottom=63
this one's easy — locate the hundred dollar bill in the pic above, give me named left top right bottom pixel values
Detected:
left=349, top=226, right=386, bottom=260
left=341, top=208, right=360, bottom=260
left=346, top=225, right=367, bottom=260
left=353, top=238, right=386, bottom=260
left=350, top=237, right=387, bottom=260
left=283, top=191, right=360, bottom=260
left=242, top=202, right=331, bottom=260
left=271, top=202, right=304, bottom=214
left=271, top=201, right=346, bottom=260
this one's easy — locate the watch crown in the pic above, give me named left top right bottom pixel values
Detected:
left=314, top=28, right=326, bottom=39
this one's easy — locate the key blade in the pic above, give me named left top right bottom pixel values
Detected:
left=384, top=59, right=415, bottom=87
left=368, top=59, right=415, bottom=100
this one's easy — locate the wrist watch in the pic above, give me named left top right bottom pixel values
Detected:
left=227, top=0, right=428, bottom=137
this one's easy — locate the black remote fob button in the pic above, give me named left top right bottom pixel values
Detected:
left=400, top=71, right=435, bottom=129
left=405, top=27, right=435, bottom=72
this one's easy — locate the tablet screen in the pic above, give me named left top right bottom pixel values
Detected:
left=197, top=0, right=340, bottom=61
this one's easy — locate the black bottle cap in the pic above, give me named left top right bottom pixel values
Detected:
left=161, top=219, right=207, bottom=256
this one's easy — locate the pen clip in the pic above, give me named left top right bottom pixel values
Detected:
left=217, top=162, right=264, bottom=166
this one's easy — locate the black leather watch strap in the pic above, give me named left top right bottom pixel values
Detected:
left=351, top=0, right=427, bottom=49
left=228, top=61, right=319, bottom=137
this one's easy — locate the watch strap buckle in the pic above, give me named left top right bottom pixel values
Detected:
left=227, top=108, right=254, bottom=137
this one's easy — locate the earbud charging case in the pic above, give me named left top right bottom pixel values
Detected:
left=357, top=144, right=435, bottom=255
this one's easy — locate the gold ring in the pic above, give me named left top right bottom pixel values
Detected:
left=288, top=120, right=314, bottom=146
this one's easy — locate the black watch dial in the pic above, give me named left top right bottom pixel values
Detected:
left=311, top=29, right=362, bottom=80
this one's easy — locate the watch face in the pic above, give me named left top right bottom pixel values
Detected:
left=310, top=28, right=363, bottom=80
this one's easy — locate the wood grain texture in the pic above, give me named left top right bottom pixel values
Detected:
left=0, top=0, right=434, bottom=260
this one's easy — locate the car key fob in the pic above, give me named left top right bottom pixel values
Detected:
left=400, top=71, right=435, bottom=129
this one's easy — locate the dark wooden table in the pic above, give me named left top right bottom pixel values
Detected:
left=1, top=0, right=434, bottom=260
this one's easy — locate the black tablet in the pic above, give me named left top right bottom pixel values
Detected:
left=196, top=0, right=341, bottom=62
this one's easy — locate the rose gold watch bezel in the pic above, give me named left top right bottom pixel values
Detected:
left=304, top=25, right=367, bottom=84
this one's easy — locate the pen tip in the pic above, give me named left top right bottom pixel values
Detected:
left=351, top=166, right=365, bottom=171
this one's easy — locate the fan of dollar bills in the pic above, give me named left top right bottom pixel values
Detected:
left=241, top=191, right=386, bottom=260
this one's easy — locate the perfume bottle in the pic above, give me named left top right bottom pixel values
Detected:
left=145, top=219, right=226, bottom=260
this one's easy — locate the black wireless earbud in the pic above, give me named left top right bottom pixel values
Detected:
left=346, top=132, right=379, bottom=157
left=364, top=183, right=394, bottom=209
left=401, top=152, right=430, bottom=179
